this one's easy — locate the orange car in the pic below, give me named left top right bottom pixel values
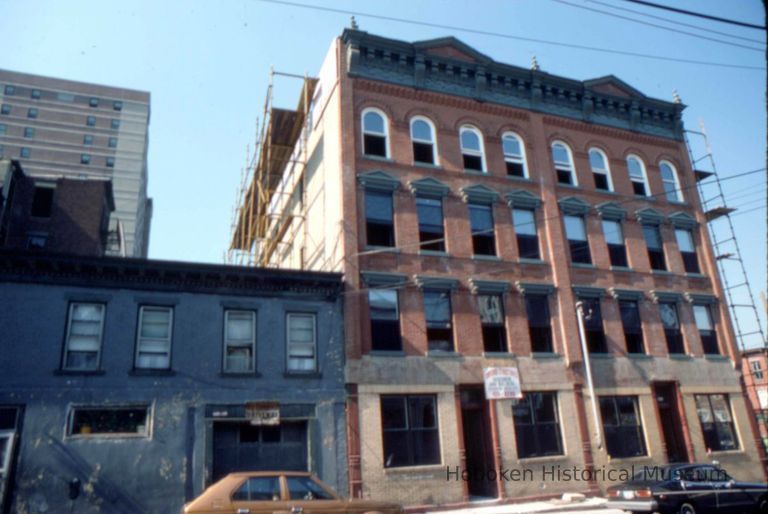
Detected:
left=183, top=471, right=404, bottom=514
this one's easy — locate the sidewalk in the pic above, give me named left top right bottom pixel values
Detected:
left=427, top=496, right=622, bottom=514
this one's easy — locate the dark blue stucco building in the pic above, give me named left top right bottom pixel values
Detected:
left=0, top=250, right=346, bottom=514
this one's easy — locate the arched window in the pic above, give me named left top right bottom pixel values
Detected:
left=411, top=117, right=437, bottom=165
left=460, top=126, right=485, bottom=172
left=626, top=155, right=649, bottom=196
left=659, top=160, right=683, bottom=202
left=362, top=108, right=388, bottom=158
left=502, top=132, right=527, bottom=178
left=551, top=141, right=576, bottom=186
left=588, top=148, right=613, bottom=192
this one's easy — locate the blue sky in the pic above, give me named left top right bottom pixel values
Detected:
left=1, top=0, right=765, bottom=340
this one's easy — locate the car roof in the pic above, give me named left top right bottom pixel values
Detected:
left=226, top=471, right=313, bottom=478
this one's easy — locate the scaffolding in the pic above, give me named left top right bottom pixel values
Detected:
left=228, top=70, right=318, bottom=267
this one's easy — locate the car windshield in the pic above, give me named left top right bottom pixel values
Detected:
left=286, top=476, right=336, bottom=500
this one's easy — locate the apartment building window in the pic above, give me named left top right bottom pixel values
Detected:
left=525, top=295, right=553, bottom=353
left=3, top=85, right=14, bottom=95
left=675, top=228, right=700, bottom=273
left=113, top=100, right=123, bottom=111
left=365, top=190, right=395, bottom=247
left=223, top=310, right=256, bottom=373
left=31, top=89, right=41, bottom=99
left=600, top=396, right=647, bottom=458
left=416, top=197, right=445, bottom=252
left=0, top=124, right=5, bottom=135
left=410, top=117, right=437, bottom=165
left=580, top=297, right=607, bottom=353
left=643, top=224, right=666, bottom=271
left=564, top=215, right=591, bottom=264
left=108, top=137, right=118, bottom=148
left=27, top=108, right=38, bottom=119
left=63, top=303, right=105, bottom=371
left=286, top=313, right=317, bottom=372
left=31, top=185, right=54, bottom=217
left=135, top=306, right=173, bottom=369
left=68, top=406, right=149, bottom=437
left=620, top=300, right=644, bottom=354
left=589, top=148, right=613, bottom=191
left=424, top=290, right=453, bottom=352
left=459, top=125, right=485, bottom=172
left=513, top=392, right=563, bottom=458
left=513, top=208, right=539, bottom=259
left=502, top=132, right=527, bottom=178
left=551, top=141, right=576, bottom=186
left=110, top=119, right=120, bottom=130
left=602, top=219, right=628, bottom=267
left=660, top=161, right=683, bottom=202
left=659, top=302, right=684, bottom=354
left=695, top=394, right=739, bottom=451
left=86, top=116, right=96, bottom=127
left=361, top=108, right=388, bottom=158
left=26, top=232, right=47, bottom=249
left=369, top=289, right=401, bottom=351
left=83, top=134, right=93, bottom=145
left=19, top=147, right=30, bottom=158
left=469, top=203, right=495, bottom=256
left=81, top=154, right=91, bottom=165
left=381, top=395, right=440, bottom=468
left=89, top=97, right=99, bottom=108
left=627, top=155, right=649, bottom=196
left=106, top=157, right=115, bottom=168
left=693, top=304, right=719, bottom=355
left=751, top=360, right=764, bottom=380
left=0, top=104, right=10, bottom=115
left=23, top=127, right=35, bottom=138
left=478, top=294, right=506, bottom=352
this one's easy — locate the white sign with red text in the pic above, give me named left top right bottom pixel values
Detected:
left=483, top=367, right=522, bottom=400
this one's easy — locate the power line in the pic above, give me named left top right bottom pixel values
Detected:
left=552, top=0, right=763, bottom=52
left=251, top=0, right=765, bottom=71
left=584, top=0, right=765, bottom=44
left=620, top=0, right=766, bottom=30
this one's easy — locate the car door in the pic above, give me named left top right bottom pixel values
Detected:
left=679, top=466, right=718, bottom=512
left=711, top=468, right=761, bottom=514
left=229, top=475, right=289, bottom=514
left=284, top=475, right=345, bottom=514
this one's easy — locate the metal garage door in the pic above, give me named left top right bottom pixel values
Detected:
left=212, top=421, right=307, bottom=481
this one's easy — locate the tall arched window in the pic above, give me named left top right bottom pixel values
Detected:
left=551, top=141, right=576, bottom=186
left=362, top=108, right=388, bottom=158
left=502, top=132, right=527, bottom=178
left=460, top=126, right=485, bottom=172
left=626, top=155, right=649, bottom=196
left=588, top=148, right=613, bottom=192
left=659, top=160, right=683, bottom=202
left=411, top=117, right=437, bottom=165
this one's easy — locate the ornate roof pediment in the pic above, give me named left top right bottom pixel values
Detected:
left=413, top=37, right=492, bottom=64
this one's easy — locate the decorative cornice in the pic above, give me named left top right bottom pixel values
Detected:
left=414, top=275, right=459, bottom=290
left=649, top=290, right=683, bottom=303
left=609, top=288, right=644, bottom=301
left=595, top=201, right=626, bottom=221
left=542, top=116, right=681, bottom=149
left=668, top=211, right=698, bottom=229
left=505, top=189, right=541, bottom=209
left=357, top=170, right=400, bottom=191
left=685, top=292, right=717, bottom=305
left=408, top=177, right=450, bottom=198
left=469, top=279, right=510, bottom=294
left=361, top=271, right=409, bottom=287
left=573, top=285, right=605, bottom=299
left=515, top=281, right=555, bottom=295
left=558, top=196, right=591, bottom=216
left=636, top=207, right=665, bottom=226
left=460, top=184, right=499, bottom=205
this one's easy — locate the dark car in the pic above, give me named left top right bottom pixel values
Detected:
left=606, top=463, right=768, bottom=514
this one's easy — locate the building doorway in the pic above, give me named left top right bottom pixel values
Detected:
left=459, top=386, right=497, bottom=500
left=653, top=382, right=689, bottom=463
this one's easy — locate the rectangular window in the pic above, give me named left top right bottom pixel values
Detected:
left=600, top=396, right=647, bottom=458
left=86, top=115, right=96, bottom=127
left=69, top=406, right=149, bottom=437
left=695, top=394, right=739, bottom=451
left=619, top=300, right=644, bottom=354
left=3, top=85, right=14, bottom=95
left=369, top=289, right=401, bottom=351
left=564, top=215, right=591, bottom=264
left=111, top=119, right=120, bottom=130
left=659, top=302, right=684, bottom=354
left=31, top=89, right=41, bottom=99
left=424, top=290, right=453, bottom=352
left=513, top=208, right=539, bottom=259
left=0, top=124, right=5, bottom=135
left=224, top=310, right=256, bottom=373
left=365, top=190, right=394, bottom=247
left=83, top=134, right=93, bottom=145
left=26, top=232, right=47, bottom=249
left=469, top=203, right=495, bottom=256
left=19, top=147, right=30, bottom=158
left=23, top=127, right=34, bottom=138
left=89, top=97, right=99, bottom=107
left=57, top=92, right=75, bottom=102
left=381, top=395, right=440, bottom=467
left=106, top=157, right=115, bottom=168
left=135, top=306, right=173, bottom=369
left=581, top=298, right=607, bottom=353
left=525, top=295, right=553, bottom=353
left=63, top=303, right=105, bottom=370
left=31, top=186, right=54, bottom=217
left=643, top=225, right=666, bottom=271
left=108, top=137, right=118, bottom=148
left=675, top=229, right=700, bottom=273
left=81, top=154, right=91, bottom=165
left=478, top=294, right=506, bottom=352
left=513, top=392, right=563, bottom=458
left=0, top=104, right=10, bottom=115
left=286, top=313, right=316, bottom=372
left=113, top=100, right=123, bottom=111
left=693, top=304, right=718, bottom=355
left=751, top=360, right=764, bottom=380
left=27, top=108, right=37, bottom=119
left=602, top=219, right=628, bottom=267
left=416, top=197, right=445, bottom=252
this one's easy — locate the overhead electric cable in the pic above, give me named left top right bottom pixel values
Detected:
left=620, top=0, right=765, bottom=30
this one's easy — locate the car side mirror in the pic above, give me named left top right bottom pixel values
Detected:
left=727, top=479, right=735, bottom=488
left=679, top=480, right=688, bottom=490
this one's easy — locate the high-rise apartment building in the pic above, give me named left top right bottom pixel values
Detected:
left=0, top=69, right=151, bottom=257
left=231, top=29, right=766, bottom=507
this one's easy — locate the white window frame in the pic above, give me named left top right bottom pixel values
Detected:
left=551, top=141, right=577, bottom=186
left=223, top=310, right=257, bottom=373
left=135, top=306, right=173, bottom=369
left=502, top=132, right=528, bottom=178
left=588, top=148, right=613, bottom=191
left=0, top=429, right=16, bottom=475
left=62, top=302, right=106, bottom=371
left=459, top=125, right=486, bottom=173
left=410, top=116, right=438, bottom=166
left=627, top=155, right=650, bottom=196
left=361, top=107, right=390, bottom=158
left=659, top=160, right=683, bottom=202
left=751, top=360, right=764, bottom=380
left=286, top=312, right=317, bottom=373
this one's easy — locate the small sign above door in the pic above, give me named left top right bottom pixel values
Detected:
left=483, top=367, right=522, bottom=400
left=245, top=402, right=280, bottom=425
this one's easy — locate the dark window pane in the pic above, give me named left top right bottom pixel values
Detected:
left=632, top=181, right=647, bottom=196
left=526, top=295, right=553, bottom=352
left=70, top=407, right=148, bottom=436
left=620, top=301, right=644, bottom=354
left=569, top=240, right=592, bottom=264
left=608, top=244, right=628, bottom=267
left=513, top=393, right=563, bottom=458
left=31, top=187, right=54, bottom=217
left=364, top=134, right=387, bottom=157
left=594, top=173, right=609, bottom=190
left=469, top=204, right=495, bottom=256
left=382, top=396, right=440, bottom=467
left=413, top=142, right=434, bottom=164
left=582, top=299, right=606, bottom=353
left=365, top=191, right=394, bottom=247
left=463, top=154, right=483, bottom=171
left=517, top=234, right=540, bottom=259
left=506, top=161, right=525, bottom=177
left=599, top=396, right=646, bottom=458
left=416, top=197, right=444, bottom=251
left=557, top=169, right=573, bottom=185
left=682, top=252, right=700, bottom=273
left=371, top=319, right=401, bottom=351
left=482, top=326, right=506, bottom=353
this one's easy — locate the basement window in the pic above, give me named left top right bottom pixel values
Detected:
left=68, top=406, right=150, bottom=437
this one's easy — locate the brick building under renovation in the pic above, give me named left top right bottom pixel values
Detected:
left=229, top=28, right=767, bottom=508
